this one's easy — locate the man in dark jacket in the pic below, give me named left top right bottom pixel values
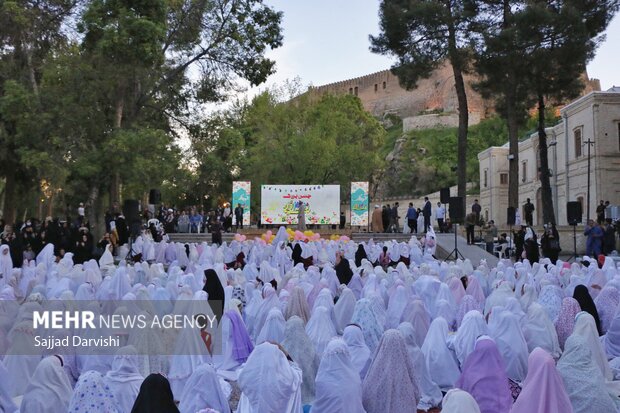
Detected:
left=603, top=219, right=616, bottom=255
left=423, top=197, right=432, bottom=233
left=391, top=203, right=400, bottom=233
left=234, top=203, right=244, bottom=230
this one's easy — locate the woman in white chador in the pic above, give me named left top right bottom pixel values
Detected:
left=256, top=307, right=286, bottom=344
left=421, top=317, right=461, bottom=390
left=104, top=345, right=144, bottom=413
left=236, top=342, right=303, bottom=413
left=342, top=324, right=371, bottom=380
left=179, top=363, right=232, bottom=413
left=311, top=338, right=366, bottom=413
left=306, top=306, right=337, bottom=356
left=20, top=356, right=73, bottom=413
left=398, top=322, right=443, bottom=411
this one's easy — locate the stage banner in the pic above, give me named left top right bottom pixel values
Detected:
left=350, top=182, right=369, bottom=226
left=261, top=185, right=340, bottom=225
left=232, top=181, right=251, bottom=226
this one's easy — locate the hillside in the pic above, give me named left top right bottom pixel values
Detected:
left=375, top=115, right=558, bottom=198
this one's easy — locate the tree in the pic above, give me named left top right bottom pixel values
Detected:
left=521, top=0, right=617, bottom=224
left=472, top=0, right=617, bottom=222
left=470, top=0, right=533, bottom=212
left=0, top=0, right=76, bottom=223
left=227, top=91, right=385, bottom=204
left=370, top=0, right=474, bottom=206
left=53, top=0, right=283, bottom=230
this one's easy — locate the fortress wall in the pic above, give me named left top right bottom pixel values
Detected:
left=310, top=61, right=490, bottom=119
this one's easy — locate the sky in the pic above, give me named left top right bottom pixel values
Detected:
left=246, top=0, right=620, bottom=96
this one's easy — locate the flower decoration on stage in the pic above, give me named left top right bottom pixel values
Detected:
left=254, top=228, right=348, bottom=243
left=234, top=234, right=247, bottom=242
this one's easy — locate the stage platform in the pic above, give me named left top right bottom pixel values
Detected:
left=166, top=229, right=415, bottom=244
left=166, top=230, right=498, bottom=265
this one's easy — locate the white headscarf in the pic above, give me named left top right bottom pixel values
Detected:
left=237, top=342, right=303, bottom=413
left=178, top=363, right=231, bottom=413
left=20, top=356, right=73, bottom=413
left=0, top=360, right=17, bottom=413
left=488, top=309, right=528, bottom=382
left=0, top=245, right=13, bottom=285
left=333, top=288, right=356, bottom=334
left=573, top=311, right=613, bottom=380
left=398, top=322, right=443, bottom=410
left=421, top=317, right=461, bottom=390
left=257, top=307, right=286, bottom=344
left=306, top=306, right=337, bottom=356
left=522, top=303, right=561, bottom=359
left=451, top=310, right=488, bottom=367
left=311, top=338, right=365, bottom=413
left=386, top=285, right=409, bottom=329
left=104, top=345, right=144, bottom=413
left=342, top=324, right=371, bottom=380
left=557, top=333, right=618, bottom=413
left=441, top=389, right=482, bottom=413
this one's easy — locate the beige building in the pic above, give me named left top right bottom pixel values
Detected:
left=478, top=89, right=620, bottom=226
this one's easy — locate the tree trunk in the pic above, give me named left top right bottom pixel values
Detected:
left=110, top=97, right=124, bottom=206
left=3, top=169, right=17, bottom=225
left=87, top=185, right=105, bottom=239
left=25, top=46, right=39, bottom=97
left=446, top=2, right=469, bottom=212
left=452, top=66, right=468, bottom=207
left=506, top=94, right=519, bottom=210
left=47, top=192, right=55, bottom=218
left=537, top=94, right=556, bottom=225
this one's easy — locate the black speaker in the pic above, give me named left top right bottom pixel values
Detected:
left=123, top=199, right=140, bottom=223
left=507, top=207, right=516, bottom=226
left=440, top=188, right=450, bottom=204
left=149, top=189, right=161, bottom=205
left=449, top=197, right=464, bottom=224
left=567, top=201, right=583, bottom=225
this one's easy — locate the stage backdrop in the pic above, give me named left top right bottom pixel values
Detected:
left=261, top=185, right=340, bottom=225
left=350, top=182, right=369, bottom=226
left=232, top=181, right=251, bottom=226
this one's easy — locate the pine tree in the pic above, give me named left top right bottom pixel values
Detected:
left=370, top=0, right=474, bottom=206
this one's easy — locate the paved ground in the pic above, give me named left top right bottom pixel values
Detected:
left=435, top=232, right=499, bottom=267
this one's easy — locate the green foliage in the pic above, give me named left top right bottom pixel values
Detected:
left=240, top=93, right=385, bottom=196
left=384, top=117, right=512, bottom=197
left=371, top=0, right=474, bottom=201
left=0, top=0, right=284, bottom=225
left=370, top=0, right=473, bottom=89
left=187, top=91, right=386, bottom=207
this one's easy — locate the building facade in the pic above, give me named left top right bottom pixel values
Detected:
left=478, top=90, right=620, bottom=226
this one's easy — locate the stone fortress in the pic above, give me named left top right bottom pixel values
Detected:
left=307, top=60, right=601, bottom=132
left=308, top=60, right=490, bottom=131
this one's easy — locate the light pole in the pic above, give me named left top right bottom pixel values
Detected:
left=584, top=138, right=594, bottom=222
